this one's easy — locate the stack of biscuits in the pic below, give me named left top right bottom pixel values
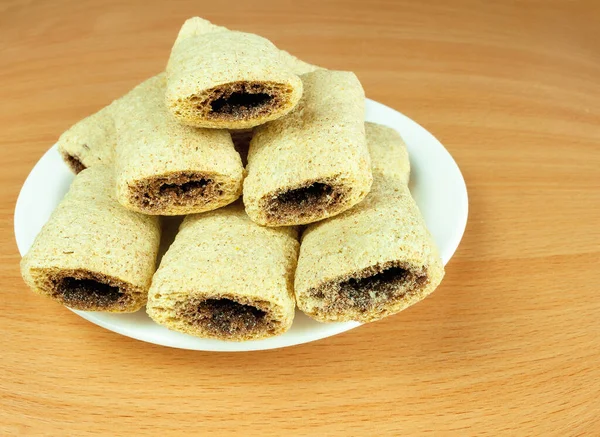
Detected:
left=20, top=17, right=444, bottom=342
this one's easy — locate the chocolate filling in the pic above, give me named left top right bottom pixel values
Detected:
left=53, top=277, right=123, bottom=310
left=178, top=297, right=271, bottom=337
left=211, top=92, right=273, bottom=115
left=266, top=182, right=345, bottom=220
left=196, top=81, right=290, bottom=121
left=65, top=154, right=86, bottom=174
left=310, top=263, right=429, bottom=314
left=277, top=182, right=333, bottom=206
left=338, top=267, right=411, bottom=310
left=159, top=179, right=210, bottom=196
left=131, top=172, right=222, bottom=213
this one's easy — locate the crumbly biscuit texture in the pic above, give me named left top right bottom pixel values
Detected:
left=20, top=166, right=161, bottom=312
left=147, top=203, right=298, bottom=341
left=114, top=74, right=244, bottom=215
left=294, top=122, right=444, bottom=323
left=166, top=25, right=304, bottom=129
left=244, top=70, right=372, bottom=226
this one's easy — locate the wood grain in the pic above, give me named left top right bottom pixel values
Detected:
left=1, top=0, right=599, bottom=435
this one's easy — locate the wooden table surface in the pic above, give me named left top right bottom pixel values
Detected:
left=1, top=0, right=599, bottom=435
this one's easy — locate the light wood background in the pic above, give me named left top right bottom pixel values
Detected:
left=1, top=0, right=599, bottom=435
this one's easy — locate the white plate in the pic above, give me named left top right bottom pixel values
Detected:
left=14, top=99, right=468, bottom=352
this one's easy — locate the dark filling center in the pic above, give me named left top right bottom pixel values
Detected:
left=338, top=267, right=412, bottom=310
left=276, top=182, right=334, bottom=208
left=57, top=277, right=122, bottom=308
left=211, top=92, right=273, bottom=115
left=65, top=154, right=86, bottom=174
left=134, top=173, right=219, bottom=211
left=194, top=298, right=267, bottom=335
left=159, top=179, right=211, bottom=197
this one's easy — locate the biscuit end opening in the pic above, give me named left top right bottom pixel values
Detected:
left=266, top=182, right=346, bottom=223
left=338, top=267, right=413, bottom=309
left=194, top=81, right=292, bottom=122
left=308, top=263, right=429, bottom=318
left=159, top=179, right=211, bottom=196
left=48, top=272, right=133, bottom=311
left=211, top=92, right=273, bottom=115
left=132, top=172, right=223, bottom=213
left=177, top=297, right=277, bottom=340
